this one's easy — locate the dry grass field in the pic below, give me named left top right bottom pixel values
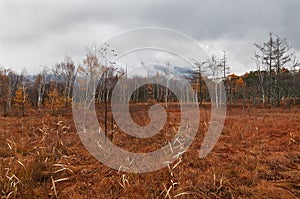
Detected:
left=0, top=104, right=299, bottom=198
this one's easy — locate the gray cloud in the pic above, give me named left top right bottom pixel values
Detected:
left=0, top=0, right=299, bottom=74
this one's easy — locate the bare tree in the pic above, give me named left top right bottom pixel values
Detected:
left=290, top=54, right=300, bottom=98
left=7, top=70, right=20, bottom=110
left=0, top=68, right=9, bottom=117
left=254, top=54, right=267, bottom=105
left=53, top=56, right=77, bottom=114
left=98, top=43, right=118, bottom=137
left=34, top=67, right=47, bottom=108
left=255, top=32, right=299, bottom=106
left=208, top=55, right=223, bottom=108
left=78, top=47, right=103, bottom=111
left=189, top=59, right=207, bottom=105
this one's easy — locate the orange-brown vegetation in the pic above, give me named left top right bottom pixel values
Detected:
left=0, top=105, right=299, bottom=198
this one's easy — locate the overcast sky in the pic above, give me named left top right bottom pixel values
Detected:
left=0, top=0, right=300, bottom=75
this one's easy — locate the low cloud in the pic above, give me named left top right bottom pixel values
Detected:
left=0, top=0, right=299, bottom=74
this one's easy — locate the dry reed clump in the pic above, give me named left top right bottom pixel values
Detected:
left=0, top=116, right=77, bottom=198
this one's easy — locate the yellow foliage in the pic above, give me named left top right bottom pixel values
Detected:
left=236, top=77, right=245, bottom=86
left=14, top=86, right=30, bottom=107
left=46, top=86, right=64, bottom=112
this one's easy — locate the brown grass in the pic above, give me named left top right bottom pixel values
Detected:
left=0, top=104, right=299, bottom=198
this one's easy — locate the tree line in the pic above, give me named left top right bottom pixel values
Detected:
left=0, top=33, right=299, bottom=117
left=188, top=32, right=300, bottom=108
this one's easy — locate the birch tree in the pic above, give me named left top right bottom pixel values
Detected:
left=53, top=56, right=77, bottom=114
left=34, top=67, right=47, bottom=108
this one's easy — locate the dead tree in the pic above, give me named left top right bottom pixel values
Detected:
left=208, top=55, right=223, bottom=108
left=255, top=33, right=299, bottom=106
